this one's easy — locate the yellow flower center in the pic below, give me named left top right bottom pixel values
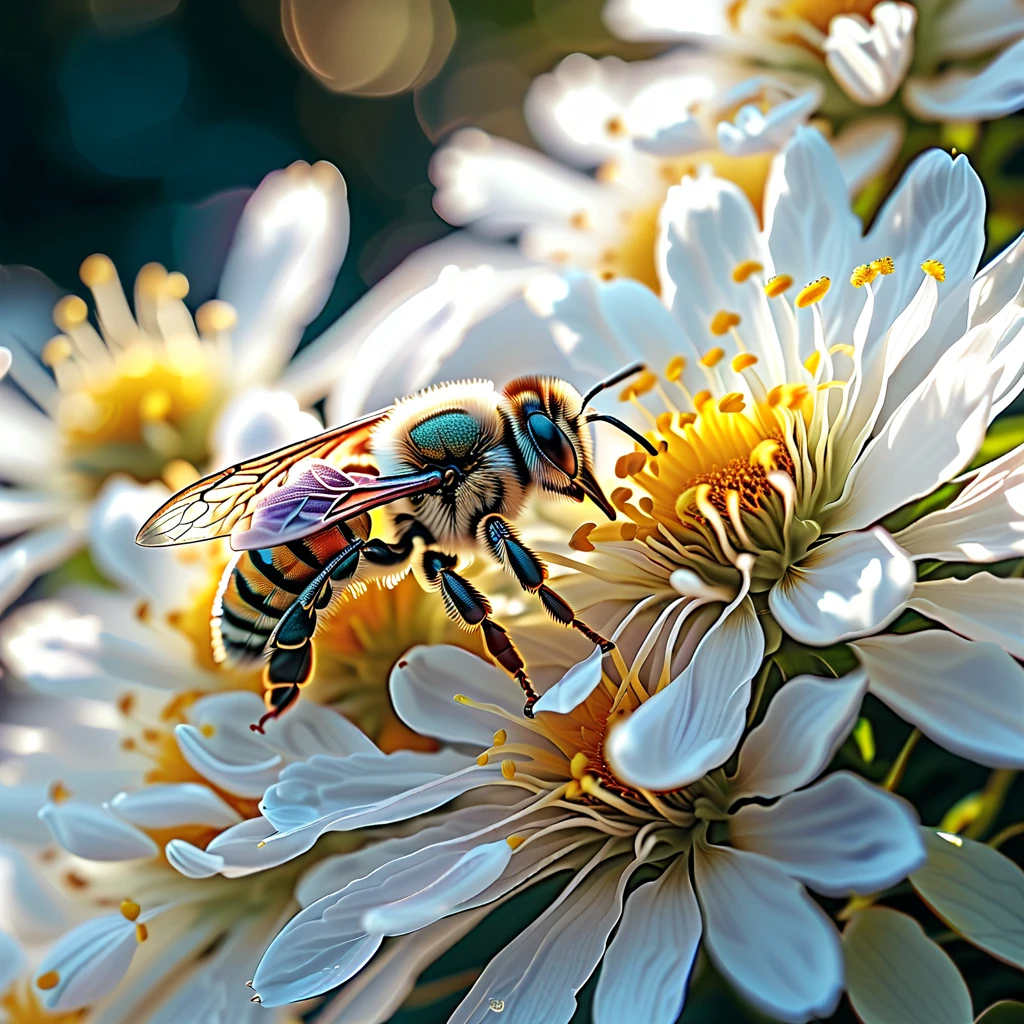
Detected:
left=1, top=980, right=87, bottom=1023
left=44, top=256, right=232, bottom=493
left=773, top=0, right=880, bottom=35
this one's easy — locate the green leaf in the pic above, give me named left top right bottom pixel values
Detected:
left=853, top=717, right=876, bottom=764
left=843, top=907, right=972, bottom=1024
left=976, top=1003, right=1024, bottom=1024
left=911, top=829, right=1024, bottom=969
left=971, top=415, right=1024, bottom=470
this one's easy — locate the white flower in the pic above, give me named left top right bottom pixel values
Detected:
left=509, top=125, right=1024, bottom=784
left=604, top=0, right=1024, bottom=121
left=243, top=644, right=923, bottom=1023
left=430, top=51, right=892, bottom=295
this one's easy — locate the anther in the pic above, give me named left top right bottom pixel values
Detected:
left=569, top=210, right=589, bottom=230
left=665, top=355, right=686, bottom=381
left=137, top=263, right=168, bottom=295
left=36, top=971, right=60, bottom=991
left=139, top=389, right=172, bottom=422
left=199, top=722, right=216, bottom=738
left=615, top=451, right=647, bottom=477
left=42, top=336, right=74, bottom=367
left=618, top=370, right=657, bottom=400
left=477, top=753, right=490, bottom=766
left=49, top=781, right=72, bottom=803
left=135, top=923, right=148, bottom=943
left=570, top=752, right=589, bottom=779
left=871, top=256, right=895, bottom=275
left=700, top=347, right=725, bottom=367
left=454, top=694, right=471, bottom=705
left=611, top=486, right=633, bottom=509
left=506, top=833, right=527, bottom=849
left=195, top=300, right=237, bottom=334
left=764, top=274, right=793, bottom=297
left=732, top=260, right=763, bottom=283
left=795, top=277, right=830, bottom=308
left=501, top=759, right=517, bottom=780
left=52, top=295, right=89, bottom=332
left=850, top=264, right=876, bottom=288
left=120, top=899, right=141, bottom=921
left=717, top=392, right=745, bottom=413
left=492, top=729, right=507, bottom=746
left=830, top=343, right=855, bottom=357
left=655, top=411, right=673, bottom=435
left=619, top=522, right=637, bottom=541
left=79, top=253, right=115, bottom=287
left=921, top=259, right=945, bottom=282
left=165, top=271, right=190, bottom=300
left=692, top=389, right=712, bottom=411
left=709, top=311, right=740, bottom=337
left=731, top=353, right=758, bottom=372
left=569, top=523, right=596, bottom=552
left=565, top=779, right=583, bottom=800
left=605, top=115, right=626, bottom=137
left=803, top=351, right=821, bottom=375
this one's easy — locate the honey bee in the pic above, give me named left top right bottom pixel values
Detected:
left=136, top=365, right=656, bottom=728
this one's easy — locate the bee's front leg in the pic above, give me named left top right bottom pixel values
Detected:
left=419, top=549, right=539, bottom=717
left=478, top=514, right=616, bottom=654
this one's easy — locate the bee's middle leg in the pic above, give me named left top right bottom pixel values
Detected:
left=478, top=514, right=616, bottom=653
left=420, top=549, right=539, bottom=717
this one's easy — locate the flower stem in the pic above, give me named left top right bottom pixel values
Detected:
left=746, top=658, right=776, bottom=727
left=988, top=821, right=1024, bottom=850
left=882, top=728, right=920, bottom=792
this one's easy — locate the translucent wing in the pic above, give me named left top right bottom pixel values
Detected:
left=231, top=461, right=443, bottom=550
left=136, top=408, right=391, bottom=547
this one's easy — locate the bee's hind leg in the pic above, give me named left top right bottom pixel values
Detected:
left=479, top=515, right=616, bottom=653
left=420, top=549, right=540, bottom=718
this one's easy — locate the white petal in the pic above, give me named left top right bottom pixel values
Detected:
left=908, top=574, right=1024, bottom=658
left=37, top=801, right=158, bottom=861
left=904, top=38, right=1024, bottom=121
left=0, top=346, right=10, bottom=377
left=390, top=644, right=546, bottom=749
left=34, top=913, right=139, bottom=1012
left=717, top=85, right=821, bottom=157
left=730, top=670, right=868, bottom=801
left=164, top=839, right=225, bottom=879
left=825, top=323, right=999, bottom=532
left=0, top=490, right=69, bottom=540
left=824, top=2, right=916, bottom=106
left=935, top=0, right=1024, bottom=58
left=694, top=843, right=843, bottom=1023
left=255, top=699, right=378, bottom=760
left=730, top=772, right=924, bottom=896
left=0, top=382, right=58, bottom=485
left=911, top=829, right=1024, bottom=969
left=832, top=116, right=904, bottom=195
left=109, top=783, right=242, bottom=830
left=210, top=389, right=321, bottom=469
left=259, top=748, right=485, bottom=837
left=0, top=841, right=71, bottom=941
left=219, top=160, right=349, bottom=388
left=853, top=631, right=1024, bottom=768
left=603, top=0, right=732, bottom=40
left=203, top=815, right=323, bottom=877
left=449, top=860, right=634, bottom=1024
left=0, top=523, right=85, bottom=614
left=895, top=441, right=1024, bottom=562
left=843, top=907, right=972, bottom=1024
left=0, top=929, right=24, bottom=992
left=362, top=839, right=513, bottom=936
left=607, top=584, right=763, bottom=792
left=593, top=857, right=701, bottom=1024
left=531, top=646, right=605, bottom=716
left=174, top=721, right=282, bottom=800
left=770, top=528, right=914, bottom=645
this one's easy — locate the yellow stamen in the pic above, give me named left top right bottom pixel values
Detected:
left=732, top=260, right=763, bottom=283
left=717, top=392, right=745, bottom=414
left=257, top=841, right=267, bottom=848
left=569, top=210, right=589, bottom=230
left=921, top=259, right=945, bottom=282
left=615, top=451, right=647, bottom=478
left=36, top=971, right=60, bottom=991
left=817, top=380, right=845, bottom=391
left=506, top=833, right=527, bottom=849
left=830, top=343, right=855, bottom=357
left=53, top=295, right=89, bottom=332
left=692, top=389, right=712, bottom=411
left=79, top=253, right=115, bottom=287
left=764, top=274, right=793, bottom=297
left=709, top=311, right=740, bottom=337
left=135, top=923, right=148, bottom=943
left=477, top=753, right=489, bottom=766
left=665, top=355, right=686, bottom=381
left=501, top=759, right=517, bottom=780
left=165, top=271, right=190, bottom=300
left=850, top=264, right=876, bottom=288
left=570, top=752, right=589, bottom=779
left=119, top=899, right=141, bottom=921
left=731, top=353, right=758, bottom=372
left=803, top=351, right=821, bottom=375
left=619, top=522, right=637, bottom=541
left=50, top=781, right=72, bottom=803
left=42, top=336, right=74, bottom=367
left=795, top=277, right=830, bottom=308
left=569, top=523, right=596, bottom=552
left=700, top=347, right=725, bottom=368
left=492, top=729, right=507, bottom=746
left=565, top=779, right=583, bottom=800
left=750, top=438, right=782, bottom=472
left=872, top=256, right=895, bottom=275
left=605, top=115, right=626, bottom=137
left=139, top=389, right=172, bottom=422
left=195, top=300, right=237, bottom=334
left=618, top=369, right=657, bottom=401
left=199, top=722, right=216, bottom=738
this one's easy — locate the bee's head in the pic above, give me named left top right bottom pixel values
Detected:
left=502, top=365, right=656, bottom=521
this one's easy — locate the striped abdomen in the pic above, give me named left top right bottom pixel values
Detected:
left=212, top=523, right=363, bottom=666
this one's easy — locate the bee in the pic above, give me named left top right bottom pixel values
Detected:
left=136, top=365, right=656, bottom=729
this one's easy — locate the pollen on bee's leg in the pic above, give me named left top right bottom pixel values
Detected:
left=921, top=259, right=946, bottom=282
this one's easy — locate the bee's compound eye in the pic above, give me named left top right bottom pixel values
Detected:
left=527, top=412, right=578, bottom=478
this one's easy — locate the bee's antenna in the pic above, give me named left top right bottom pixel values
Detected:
left=579, top=362, right=647, bottom=409
left=583, top=413, right=658, bottom=457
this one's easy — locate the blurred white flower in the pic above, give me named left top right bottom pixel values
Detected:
left=605, top=0, right=1024, bottom=122
left=513, top=125, right=1024, bottom=784
left=430, top=51, right=897, bottom=295
left=241, top=645, right=923, bottom=1023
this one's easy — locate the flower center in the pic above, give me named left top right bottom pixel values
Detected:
left=772, top=0, right=880, bottom=36
left=1, top=981, right=86, bottom=1024
left=43, top=257, right=232, bottom=493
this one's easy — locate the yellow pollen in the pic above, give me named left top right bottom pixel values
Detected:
left=665, top=355, right=687, bottom=381
left=804, top=351, right=821, bottom=375
left=764, top=274, right=793, bottom=297
left=501, top=759, right=517, bottom=780
left=678, top=412, right=697, bottom=426
left=135, top=923, right=148, bottom=943
left=120, top=899, right=141, bottom=921
left=53, top=295, right=88, bottom=331
left=618, top=370, right=657, bottom=400
left=477, top=753, right=490, bottom=766
left=569, top=210, right=589, bottom=230
left=731, top=353, right=758, bottom=372
left=717, top=392, right=745, bottom=414
left=42, top=336, right=74, bottom=367
left=732, top=260, right=763, bottom=283
left=693, top=389, right=712, bottom=411
left=709, top=312, right=740, bottom=337
left=921, top=259, right=946, bottom=282
left=79, top=253, right=115, bottom=287
left=850, top=264, right=876, bottom=288
left=199, top=722, right=216, bottom=738
left=605, top=115, right=626, bottom=137
left=795, top=277, right=830, bottom=308
left=872, top=256, right=895, bottom=275
left=165, top=271, right=190, bottom=300
left=492, top=729, right=507, bottom=746
left=454, top=694, right=470, bottom=705
left=139, top=389, right=172, bottom=422
left=700, top=347, right=725, bottom=367
left=506, top=834, right=527, bottom=849
left=36, top=972, right=60, bottom=991
left=566, top=779, right=583, bottom=800
left=830, top=343, right=855, bottom=357
left=257, top=841, right=267, bottom=848
left=569, top=523, right=596, bottom=552
left=195, top=300, right=237, bottom=334
left=137, top=262, right=167, bottom=295
left=50, top=781, right=72, bottom=803
left=570, top=752, right=589, bottom=779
